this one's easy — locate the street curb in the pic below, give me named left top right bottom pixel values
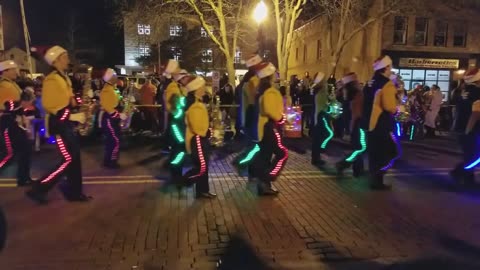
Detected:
left=331, top=138, right=461, bottom=155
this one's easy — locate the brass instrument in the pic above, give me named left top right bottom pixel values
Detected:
left=76, top=65, right=98, bottom=136
left=209, top=95, right=224, bottom=147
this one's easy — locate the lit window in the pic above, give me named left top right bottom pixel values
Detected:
left=434, top=20, right=447, bottom=47
left=202, top=49, right=213, bottom=63
left=137, top=24, right=151, bottom=35
left=139, top=45, right=150, bottom=56
left=453, top=22, right=467, bottom=47
left=171, top=46, right=182, bottom=61
left=393, top=16, right=408, bottom=45
left=200, top=27, right=208, bottom=37
left=170, top=25, right=183, bottom=37
left=234, top=49, right=242, bottom=64
left=414, top=17, right=428, bottom=46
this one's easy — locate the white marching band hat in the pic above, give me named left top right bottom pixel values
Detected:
left=173, top=69, right=189, bottom=82
left=246, top=54, right=262, bottom=68
left=0, top=60, right=18, bottom=72
left=103, top=68, right=117, bottom=82
left=464, top=68, right=480, bottom=84
left=373, top=55, right=393, bottom=71
left=255, top=62, right=276, bottom=79
left=164, top=59, right=180, bottom=74
left=45, top=45, right=67, bottom=66
left=342, top=73, right=358, bottom=85
left=185, top=76, right=206, bottom=92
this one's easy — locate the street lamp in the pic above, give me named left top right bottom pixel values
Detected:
left=253, top=1, right=267, bottom=58
left=253, top=1, right=267, bottom=24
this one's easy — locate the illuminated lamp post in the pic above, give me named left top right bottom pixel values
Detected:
left=253, top=1, right=267, bottom=58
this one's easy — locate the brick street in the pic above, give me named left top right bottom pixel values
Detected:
left=0, top=138, right=479, bottom=269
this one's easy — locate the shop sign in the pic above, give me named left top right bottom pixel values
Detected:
left=399, top=58, right=459, bottom=69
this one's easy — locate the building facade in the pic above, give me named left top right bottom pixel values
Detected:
left=0, top=46, right=46, bottom=74
left=288, top=1, right=480, bottom=100
left=120, top=16, right=255, bottom=76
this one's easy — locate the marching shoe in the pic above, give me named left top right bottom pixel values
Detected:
left=196, top=192, right=217, bottom=199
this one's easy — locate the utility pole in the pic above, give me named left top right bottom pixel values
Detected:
left=0, top=5, right=5, bottom=60
left=19, top=0, right=33, bottom=74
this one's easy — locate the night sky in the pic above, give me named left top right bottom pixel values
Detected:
left=2, top=0, right=124, bottom=66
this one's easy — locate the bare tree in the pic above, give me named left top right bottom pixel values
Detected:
left=111, top=0, right=257, bottom=86
left=271, top=0, right=307, bottom=82
left=313, top=0, right=415, bottom=76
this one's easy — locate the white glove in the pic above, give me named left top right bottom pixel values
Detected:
left=120, top=113, right=127, bottom=120
left=69, top=112, right=86, bottom=124
left=87, top=89, right=94, bottom=98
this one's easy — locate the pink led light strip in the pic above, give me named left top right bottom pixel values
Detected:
left=0, top=129, right=13, bottom=168
left=107, top=119, right=120, bottom=160
left=189, top=135, right=207, bottom=179
left=269, top=129, right=288, bottom=176
left=40, top=137, right=72, bottom=183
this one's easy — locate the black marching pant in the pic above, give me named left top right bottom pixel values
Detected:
left=368, top=115, right=399, bottom=183
left=0, top=115, right=31, bottom=184
left=311, top=112, right=332, bottom=162
left=169, top=117, right=185, bottom=184
left=340, top=120, right=365, bottom=173
left=36, top=119, right=82, bottom=195
left=184, top=135, right=210, bottom=194
left=102, top=116, right=121, bottom=165
left=253, top=121, right=288, bottom=186
left=452, top=132, right=480, bottom=181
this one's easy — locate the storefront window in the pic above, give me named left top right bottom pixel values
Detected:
left=425, top=70, right=438, bottom=81
left=434, top=20, right=447, bottom=47
left=393, top=16, right=408, bottom=45
left=412, top=70, right=425, bottom=80
left=453, top=23, right=467, bottom=47
left=414, top=18, right=428, bottom=46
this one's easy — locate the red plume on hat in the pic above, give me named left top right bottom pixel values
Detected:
left=464, top=67, right=480, bottom=84
left=254, top=62, right=276, bottom=79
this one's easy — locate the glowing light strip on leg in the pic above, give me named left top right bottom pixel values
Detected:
left=173, top=109, right=183, bottom=119
left=171, top=124, right=184, bottom=143
left=189, top=135, right=207, bottom=179
left=239, top=144, right=260, bottom=165
left=269, top=130, right=288, bottom=176
left=41, top=136, right=72, bottom=183
left=0, top=129, right=13, bottom=168
left=170, top=151, right=185, bottom=165
left=321, top=117, right=334, bottom=149
left=409, top=125, right=415, bottom=141
left=380, top=132, right=402, bottom=171
left=396, top=122, right=401, bottom=137
left=107, top=119, right=120, bottom=161
left=345, top=128, right=366, bottom=163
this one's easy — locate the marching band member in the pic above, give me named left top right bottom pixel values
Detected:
left=252, top=62, right=288, bottom=195
left=162, top=60, right=182, bottom=143
left=100, top=68, right=126, bottom=169
left=0, top=60, right=33, bottom=186
left=335, top=73, right=366, bottom=177
left=167, top=69, right=189, bottom=190
left=26, top=46, right=90, bottom=203
left=365, top=55, right=400, bottom=190
left=311, top=72, right=333, bottom=167
left=450, top=68, right=480, bottom=186
left=182, top=75, right=216, bottom=199
left=233, top=54, right=263, bottom=179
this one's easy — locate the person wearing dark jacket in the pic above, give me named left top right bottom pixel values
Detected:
left=450, top=68, right=480, bottom=186
left=365, top=55, right=400, bottom=190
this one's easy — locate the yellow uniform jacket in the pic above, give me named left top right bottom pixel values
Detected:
left=100, top=83, right=120, bottom=115
left=369, top=80, right=397, bottom=131
left=0, top=77, right=21, bottom=111
left=42, top=70, right=74, bottom=117
left=164, top=81, right=181, bottom=113
left=257, top=87, right=284, bottom=141
left=185, top=99, right=209, bottom=154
